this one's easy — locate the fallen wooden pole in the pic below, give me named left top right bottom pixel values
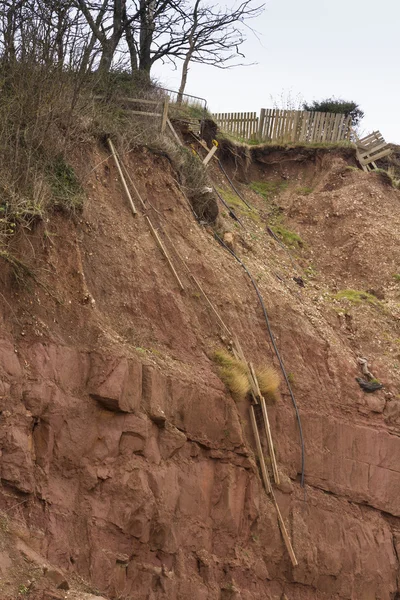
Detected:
left=117, top=153, right=147, bottom=210
left=271, top=490, right=298, bottom=567
left=145, top=216, right=184, bottom=291
left=161, top=228, right=231, bottom=337
left=260, top=396, right=280, bottom=485
left=107, top=139, right=137, bottom=216
left=167, top=118, right=183, bottom=146
left=250, top=404, right=271, bottom=494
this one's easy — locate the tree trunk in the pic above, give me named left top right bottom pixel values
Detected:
left=125, top=24, right=138, bottom=73
left=177, top=1, right=199, bottom=103
left=139, top=0, right=155, bottom=74
left=98, top=39, right=116, bottom=74
left=177, top=51, right=193, bottom=104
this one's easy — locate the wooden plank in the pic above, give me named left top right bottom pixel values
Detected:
left=315, top=111, right=323, bottom=142
left=285, top=110, right=293, bottom=142
left=321, top=112, right=329, bottom=142
left=359, top=147, right=392, bottom=164
left=358, top=140, right=390, bottom=156
left=146, top=216, right=185, bottom=291
left=344, top=116, right=351, bottom=140
left=250, top=405, right=272, bottom=494
left=107, top=138, right=137, bottom=216
left=271, top=109, right=277, bottom=140
left=299, top=111, right=308, bottom=142
left=275, top=110, right=281, bottom=141
left=326, top=113, right=335, bottom=142
left=280, top=110, right=286, bottom=141
left=330, top=113, right=340, bottom=142
left=359, top=130, right=381, bottom=143
left=292, top=111, right=299, bottom=142
left=203, top=144, right=218, bottom=165
left=265, top=109, right=272, bottom=140
left=359, top=135, right=385, bottom=149
left=337, top=114, right=346, bottom=140
left=94, top=95, right=159, bottom=106
left=281, top=110, right=288, bottom=141
left=128, top=110, right=162, bottom=118
left=272, top=109, right=279, bottom=141
left=308, top=112, right=317, bottom=142
left=317, top=111, right=325, bottom=141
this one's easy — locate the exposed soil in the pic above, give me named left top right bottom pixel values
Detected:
left=0, top=136, right=399, bottom=599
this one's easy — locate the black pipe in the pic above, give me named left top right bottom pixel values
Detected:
left=215, top=232, right=305, bottom=488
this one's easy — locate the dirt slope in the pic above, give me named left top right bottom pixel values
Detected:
left=0, top=140, right=399, bottom=600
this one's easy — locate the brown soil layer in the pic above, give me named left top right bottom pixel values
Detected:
left=0, top=141, right=399, bottom=599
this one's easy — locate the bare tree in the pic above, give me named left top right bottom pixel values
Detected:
left=176, top=0, right=263, bottom=101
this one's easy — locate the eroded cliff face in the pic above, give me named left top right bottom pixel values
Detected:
left=0, top=145, right=399, bottom=599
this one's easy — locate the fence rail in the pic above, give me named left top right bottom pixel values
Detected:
left=213, top=109, right=352, bottom=143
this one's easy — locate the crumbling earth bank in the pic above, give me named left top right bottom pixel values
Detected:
left=0, top=146, right=399, bottom=599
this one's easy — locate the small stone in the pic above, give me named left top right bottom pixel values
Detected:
left=365, top=396, right=385, bottom=413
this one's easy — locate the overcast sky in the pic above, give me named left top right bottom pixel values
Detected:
left=153, top=0, right=400, bottom=143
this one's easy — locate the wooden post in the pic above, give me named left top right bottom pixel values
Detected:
left=258, top=108, right=266, bottom=140
left=271, top=490, right=298, bottom=567
left=107, top=138, right=137, bottom=216
left=118, top=155, right=147, bottom=210
left=260, top=396, right=280, bottom=485
left=161, top=97, right=169, bottom=133
left=249, top=363, right=280, bottom=485
left=250, top=405, right=272, bottom=494
left=166, top=118, right=183, bottom=146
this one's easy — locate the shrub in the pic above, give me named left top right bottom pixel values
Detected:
left=303, top=97, right=364, bottom=129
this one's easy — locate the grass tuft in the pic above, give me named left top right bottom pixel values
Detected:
left=332, top=289, right=381, bottom=305
left=213, top=349, right=250, bottom=400
left=213, top=349, right=280, bottom=403
left=255, top=366, right=280, bottom=404
left=49, top=157, right=84, bottom=213
left=270, top=224, right=303, bottom=248
left=249, top=180, right=288, bottom=200
left=217, top=187, right=260, bottom=222
left=295, top=186, right=313, bottom=195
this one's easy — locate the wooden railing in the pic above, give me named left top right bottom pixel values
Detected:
left=213, top=108, right=352, bottom=143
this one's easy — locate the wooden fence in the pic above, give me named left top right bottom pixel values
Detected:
left=356, top=131, right=392, bottom=171
left=213, top=109, right=352, bottom=143
left=213, top=112, right=259, bottom=140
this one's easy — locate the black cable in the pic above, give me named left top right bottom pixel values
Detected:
left=212, top=186, right=244, bottom=228
left=215, top=232, right=305, bottom=488
left=217, top=158, right=254, bottom=210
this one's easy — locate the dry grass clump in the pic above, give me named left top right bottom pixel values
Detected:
left=213, top=349, right=250, bottom=400
left=213, top=349, right=280, bottom=403
left=254, top=366, right=280, bottom=404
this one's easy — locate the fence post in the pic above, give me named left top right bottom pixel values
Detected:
left=258, top=108, right=266, bottom=141
left=160, top=97, right=169, bottom=133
